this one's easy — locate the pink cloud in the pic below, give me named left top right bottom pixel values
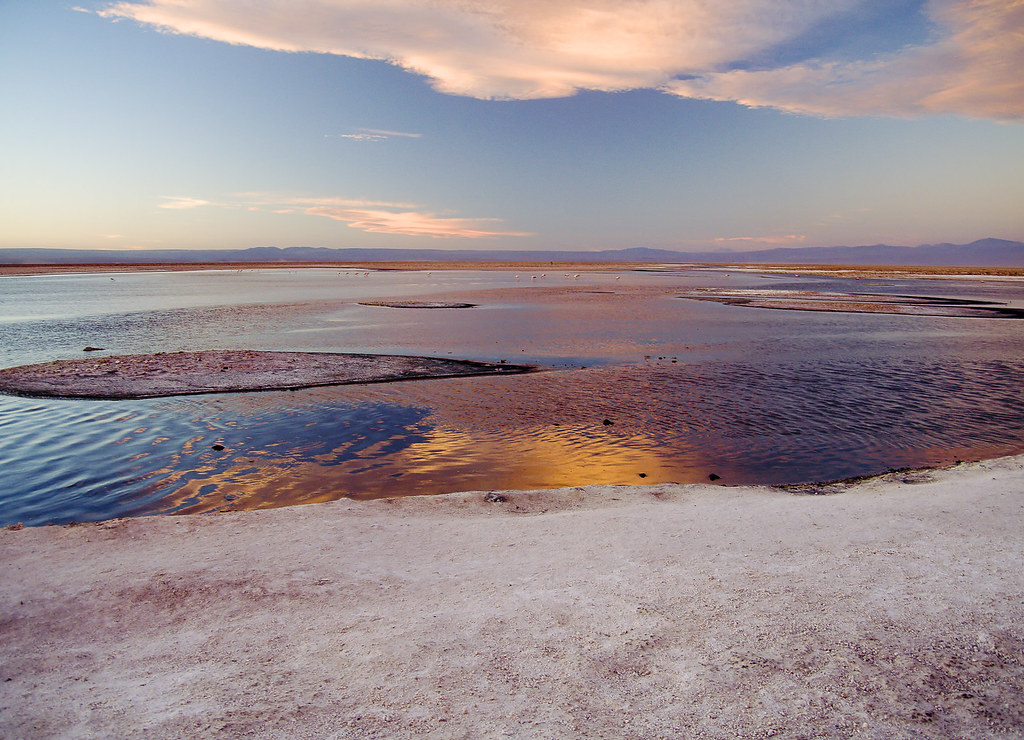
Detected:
left=97, top=0, right=854, bottom=99
left=304, top=206, right=533, bottom=238
left=158, top=192, right=530, bottom=238
left=667, top=0, right=1024, bottom=120
left=99, top=1, right=1023, bottom=118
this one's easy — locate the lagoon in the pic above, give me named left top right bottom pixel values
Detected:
left=2, top=265, right=1024, bottom=526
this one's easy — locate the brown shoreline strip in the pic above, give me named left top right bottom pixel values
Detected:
left=0, top=350, right=534, bottom=400
left=680, top=288, right=1024, bottom=318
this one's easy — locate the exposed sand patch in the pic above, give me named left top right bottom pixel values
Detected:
left=0, top=350, right=533, bottom=400
left=2, top=457, right=1023, bottom=738
left=682, top=288, right=1024, bottom=318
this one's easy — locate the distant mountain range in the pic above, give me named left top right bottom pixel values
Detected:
left=2, top=238, right=1023, bottom=267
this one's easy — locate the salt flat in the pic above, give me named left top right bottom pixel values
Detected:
left=2, top=456, right=1023, bottom=738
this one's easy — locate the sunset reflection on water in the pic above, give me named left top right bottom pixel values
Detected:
left=3, top=266, right=1024, bottom=525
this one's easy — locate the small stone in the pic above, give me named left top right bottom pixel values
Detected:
left=638, top=473, right=647, bottom=478
left=83, top=346, right=105, bottom=352
left=484, top=492, right=506, bottom=503
left=709, top=473, right=721, bottom=481
left=211, top=444, right=225, bottom=451
left=603, top=419, right=614, bottom=426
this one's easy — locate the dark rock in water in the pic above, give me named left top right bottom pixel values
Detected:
left=83, top=347, right=105, bottom=352
left=484, top=492, right=506, bottom=503
left=211, top=444, right=225, bottom=451
left=708, top=473, right=721, bottom=481
left=638, top=472, right=647, bottom=478
left=603, top=419, right=614, bottom=426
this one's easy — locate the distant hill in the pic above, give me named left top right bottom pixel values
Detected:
left=694, top=238, right=1024, bottom=267
left=2, top=239, right=1023, bottom=267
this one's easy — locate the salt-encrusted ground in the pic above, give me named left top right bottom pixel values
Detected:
left=2, top=457, right=1023, bottom=738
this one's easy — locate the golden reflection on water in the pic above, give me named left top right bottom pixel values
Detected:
left=129, top=276, right=1024, bottom=519
left=154, top=414, right=713, bottom=516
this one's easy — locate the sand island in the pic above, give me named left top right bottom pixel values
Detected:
left=0, top=350, right=533, bottom=400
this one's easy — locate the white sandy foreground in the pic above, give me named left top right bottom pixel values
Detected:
left=3, top=459, right=1024, bottom=739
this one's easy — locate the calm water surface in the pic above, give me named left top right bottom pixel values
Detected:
left=2, top=266, right=1024, bottom=526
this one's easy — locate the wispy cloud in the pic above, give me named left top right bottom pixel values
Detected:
left=714, top=235, right=807, bottom=246
left=236, top=193, right=420, bottom=209
left=303, top=206, right=532, bottom=238
left=158, top=196, right=215, bottom=209
left=161, top=192, right=530, bottom=238
left=327, top=128, right=423, bottom=142
left=98, top=0, right=1024, bottom=119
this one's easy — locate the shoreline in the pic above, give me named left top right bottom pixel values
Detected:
left=0, top=261, right=650, bottom=277
left=3, top=455, right=1023, bottom=737
left=3, top=260, right=1024, bottom=279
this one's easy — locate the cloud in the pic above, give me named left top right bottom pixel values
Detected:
left=162, top=192, right=530, bottom=238
left=667, top=0, right=1024, bottom=120
left=98, top=0, right=1024, bottom=119
left=327, top=128, right=423, bottom=141
left=360, top=128, right=421, bottom=139
left=158, top=196, right=214, bottom=209
left=238, top=194, right=420, bottom=209
left=304, top=206, right=533, bottom=237
left=714, top=234, right=807, bottom=246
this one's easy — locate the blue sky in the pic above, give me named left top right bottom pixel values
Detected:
left=1, top=0, right=1022, bottom=253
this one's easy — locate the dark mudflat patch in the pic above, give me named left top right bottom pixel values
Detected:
left=0, top=350, right=533, bottom=400
left=680, top=289, right=1024, bottom=319
left=359, top=300, right=477, bottom=309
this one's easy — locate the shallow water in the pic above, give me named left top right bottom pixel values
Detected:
left=2, top=266, right=1024, bottom=526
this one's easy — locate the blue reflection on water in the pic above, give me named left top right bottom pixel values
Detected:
left=0, top=395, right=432, bottom=526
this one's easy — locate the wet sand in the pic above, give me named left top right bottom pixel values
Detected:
left=2, top=456, right=1024, bottom=738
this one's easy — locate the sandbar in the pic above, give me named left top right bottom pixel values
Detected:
left=359, top=300, right=477, bottom=309
left=0, top=350, right=533, bottom=399
left=682, top=288, right=1024, bottom=318
left=2, top=456, right=1023, bottom=737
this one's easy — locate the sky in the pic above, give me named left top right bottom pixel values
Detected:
left=1, top=0, right=1023, bottom=254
